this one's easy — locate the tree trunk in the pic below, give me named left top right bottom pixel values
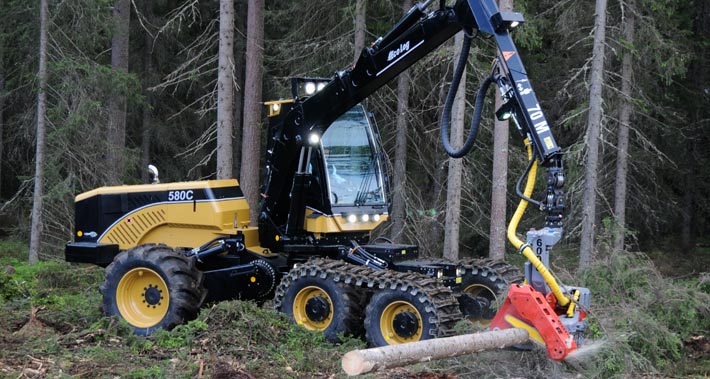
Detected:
left=140, top=0, right=153, bottom=184
left=681, top=152, right=695, bottom=250
left=29, top=0, right=49, bottom=265
left=579, top=0, right=608, bottom=270
left=612, top=0, right=635, bottom=251
left=680, top=1, right=709, bottom=251
left=353, top=0, right=367, bottom=63
left=217, top=0, right=235, bottom=179
left=488, top=0, right=512, bottom=261
left=390, top=0, right=412, bottom=244
left=240, top=0, right=264, bottom=225
left=0, top=0, right=4, bottom=199
left=443, top=32, right=466, bottom=261
left=428, top=75, right=449, bottom=254
left=341, top=328, right=529, bottom=375
left=106, top=0, right=130, bottom=185
left=232, top=0, right=247, bottom=180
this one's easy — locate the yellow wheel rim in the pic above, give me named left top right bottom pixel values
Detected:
left=380, top=300, right=423, bottom=344
left=463, top=283, right=496, bottom=325
left=116, top=268, right=170, bottom=328
left=292, top=286, right=333, bottom=331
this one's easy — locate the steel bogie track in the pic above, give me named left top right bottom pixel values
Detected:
left=472, top=258, right=525, bottom=285
left=274, top=258, right=463, bottom=339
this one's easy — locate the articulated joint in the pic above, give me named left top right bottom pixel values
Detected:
left=543, top=159, right=565, bottom=228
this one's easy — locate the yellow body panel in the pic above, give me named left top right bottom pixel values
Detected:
left=303, top=208, right=388, bottom=234
left=77, top=179, right=240, bottom=201
left=86, top=179, right=386, bottom=254
left=90, top=179, right=265, bottom=251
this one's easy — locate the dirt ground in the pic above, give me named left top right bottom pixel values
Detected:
left=1, top=244, right=709, bottom=378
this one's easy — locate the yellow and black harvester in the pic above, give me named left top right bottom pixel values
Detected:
left=66, top=0, right=590, bottom=360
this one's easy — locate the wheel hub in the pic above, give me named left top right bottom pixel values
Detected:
left=143, top=284, right=163, bottom=306
left=392, top=311, right=419, bottom=338
left=305, top=296, right=331, bottom=322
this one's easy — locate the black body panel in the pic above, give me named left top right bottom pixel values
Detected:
left=360, top=243, right=418, bottom=262
left=65, top=242, right=120, bottom=267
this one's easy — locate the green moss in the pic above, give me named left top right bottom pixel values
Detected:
left=0, top=240, right=29, bottom=262
left=127, top=365, right=165, bottom=379
left=154, top=319, right=208, bottom=349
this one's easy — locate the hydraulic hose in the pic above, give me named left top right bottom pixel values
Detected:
left=507, top=140, right=570, bottom=307
left=440, top=36, right=496, bottom=158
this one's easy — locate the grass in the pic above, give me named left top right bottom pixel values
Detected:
left=0, top=238, right=708, bottom=378
left=0, top=239, right=366, bottom=378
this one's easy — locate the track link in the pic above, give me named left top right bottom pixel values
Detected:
left=274, top=258, right=463, bottom=338
left=470, top=258, right=525, bottom=285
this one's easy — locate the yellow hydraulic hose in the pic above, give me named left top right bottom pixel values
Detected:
left=566, top=290, right=580, bottom=318
left=507, top=140, right=570, bottom=307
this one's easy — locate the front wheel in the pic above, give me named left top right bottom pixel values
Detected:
left=100, top=244, right=205, bottom=336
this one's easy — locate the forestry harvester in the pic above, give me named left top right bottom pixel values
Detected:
left=65, top=0, right=590, bottom=361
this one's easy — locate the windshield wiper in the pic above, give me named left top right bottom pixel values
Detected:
left=354, top=157, right=375, bottom=205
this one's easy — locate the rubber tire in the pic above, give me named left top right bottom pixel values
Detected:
left=100, top=244, right=205, bottom=336
left=452, top=266, right=507, bottom=321
left=364, top=286, right=438, bottom=347
left=277, top=274, right=362, bottom=343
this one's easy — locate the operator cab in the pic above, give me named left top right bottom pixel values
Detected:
left=262, top=92, right=390, bottom=248
left=316, top=105, right=387, bottom=214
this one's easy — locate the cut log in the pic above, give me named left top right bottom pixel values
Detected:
left=342, top=328, right=529, bottom=376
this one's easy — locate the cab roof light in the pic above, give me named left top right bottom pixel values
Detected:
left=291, top=77, right=331, bottom=98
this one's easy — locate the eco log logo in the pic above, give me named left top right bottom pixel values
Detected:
left=387, top=41, right=411, bottom=62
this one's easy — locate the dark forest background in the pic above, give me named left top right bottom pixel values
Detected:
left=0, top=0, right=708, bottom=264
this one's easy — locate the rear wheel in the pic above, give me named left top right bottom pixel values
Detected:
left=100, top=244, right=205, bottom=336
left=364, top=285, right=439, bottom=346
left=275, top=267, right=363, bottom=342
left=453, top=266, right=508, bottom=324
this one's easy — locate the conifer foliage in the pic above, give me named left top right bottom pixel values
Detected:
left=0, top=0, right=706, bottom=266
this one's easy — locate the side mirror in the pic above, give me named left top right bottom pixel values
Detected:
left=147, top=164, right=160, bottom=184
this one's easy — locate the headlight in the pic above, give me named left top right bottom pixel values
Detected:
left=317, top=82, right=326, bottom=91
left=361, top=214, right=370, bottom=222
left=347, top=214, right=357, bottom=223
left=437, top=269, right=444, bottom=279
left=373, top=214, right=381, bottom=222
left=308, top=133, right=320, bottom=145
left=304, top=82, right=316, bottom=95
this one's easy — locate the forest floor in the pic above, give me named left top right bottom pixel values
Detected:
left=0, top=239, right=709, bottom=379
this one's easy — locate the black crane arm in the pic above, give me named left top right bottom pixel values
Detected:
left=260, top=0, right=565, bottom=241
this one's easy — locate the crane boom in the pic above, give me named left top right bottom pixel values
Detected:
left=260, top=0, right=563, bottom=232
